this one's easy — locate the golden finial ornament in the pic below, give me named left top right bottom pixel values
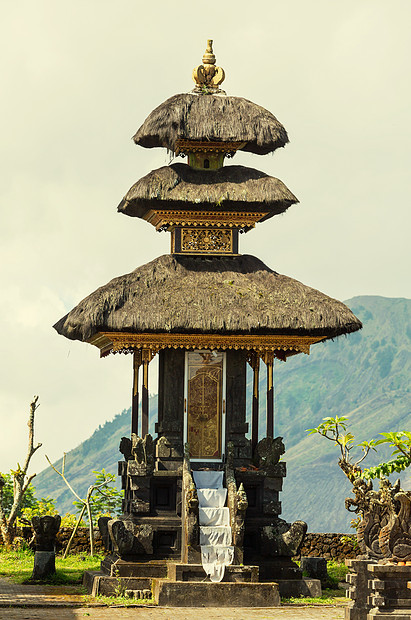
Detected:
left=192, top=40, right=225, bottom=92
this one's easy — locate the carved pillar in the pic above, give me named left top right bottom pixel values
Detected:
left=247, top=352, right=260, bottom=453
left=132, top=350, right=142, bottom=436
left=264, top=352, right=275, bottom=438
left=141, top=348, right=155, bottom=437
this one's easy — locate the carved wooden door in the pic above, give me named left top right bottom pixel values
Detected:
left=185, top=351, right=225, bottom=460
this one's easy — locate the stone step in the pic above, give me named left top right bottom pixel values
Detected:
left=152, top=579, right=280, bottom=607
left=167, top=563, right=259, bottom=582
left=83, top=570, right=153, bottom=597
left=101, top=554, right=168, bottom=577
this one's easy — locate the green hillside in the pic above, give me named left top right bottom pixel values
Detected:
left=34, top=296, right=411, bottom=532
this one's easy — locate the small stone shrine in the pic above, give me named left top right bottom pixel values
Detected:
left=55, top=41, right=362, bottom=606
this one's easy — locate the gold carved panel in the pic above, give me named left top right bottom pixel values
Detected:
left=181, top=227, right=232, bottom=253
left=187, top=351, right=223, bottom=459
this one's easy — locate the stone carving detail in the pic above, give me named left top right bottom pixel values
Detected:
left=254, top=436, right=285, bottom=475
left=261, top=519, right=307, bottom=557
left=182, top=443, right=199, bottom=560
left=379, top=490, right=411, bottom=562
left=119, top=436, right=133, bottom=460
left=108, top=518, right=153, bottom=556
left=120, top=433, right=154, bottom=475
left=31, top=515, right=61, bottom=551
left=345, top=477, right=400, bottom=560
left=31, top=515, right=61, bottom=581
left=226, top=442, right=248, bottom=564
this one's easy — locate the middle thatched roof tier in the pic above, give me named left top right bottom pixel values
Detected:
left=53, top=254, right=362, bottom=344
left=118, top=163, right=298, bottom=222
left=132, top=93, right=288, bottom=155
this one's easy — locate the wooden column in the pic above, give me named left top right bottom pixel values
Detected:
left=265, top=352, right=275, bottom=438
left=131, top=350, right=142, bottom=436
left=248, top=352, right=260, bottom=453
left=141, top=349, right=155, bottom=437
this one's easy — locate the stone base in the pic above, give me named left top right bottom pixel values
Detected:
left=258, top=558, right=303, bottom=581
left=85, top=557, right=321, bottom=605
left=276, top=578, right=322, bottom=598
left=152, top=580, right=280, bottom=607
left=83, top=571, right=153, bottom=597
left=367, top=611, right=411, bottom=619
left=32, top=550, right=56, bottom=580
left=168, top=563, right=259, bottom=582
left=101, top=554, right=168, bottom=578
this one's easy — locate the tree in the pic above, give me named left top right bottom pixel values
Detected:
left=306, top=417, right=411, bottom=482
left=0, top=474, right=38, bottom=516
left=72, top=469, right=123, bottom=521
left=46, top=455, right=122, bottom=556
left=0, top=396, right=42, bottom=547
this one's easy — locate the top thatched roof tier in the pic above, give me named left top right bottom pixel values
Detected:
left=118, top=163, right=298, bottom=221
left=53, top=254, right=361, bottom=343
left=133, top=93, right=288, bottom=155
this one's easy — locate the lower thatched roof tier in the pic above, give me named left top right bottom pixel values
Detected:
left=118, top=163, right=298, bottom=221
left=54, top=254, right=361, bottom=343
left=132, top=93, right=288, bottom=155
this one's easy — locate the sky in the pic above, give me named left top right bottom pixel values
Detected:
left=0, top=0, right=410, bottom=475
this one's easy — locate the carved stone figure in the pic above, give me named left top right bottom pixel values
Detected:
left=119, top=436, right=133, bottom=461
left=254, top=437, right=285, bottom=474
left=108, top=518, right=153, bottom=556
left=225, top=442, right=248, bottom=563
left=182, top=443, right=199, bottom=561
left=261, top=518, right=307, bottom=558
left=31, top=515, right=61, bottom=580
left=345, top=477, right=400, bottom=560
left=379, top=490, right=411, bottom=562
left=31, top=515, right=61, bottom=552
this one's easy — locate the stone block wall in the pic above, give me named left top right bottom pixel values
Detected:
left=15, top=525, right=360, bottom=561
left=55, top=527, right=105, bottom=554
left=296, top=532, right=360, bottom=563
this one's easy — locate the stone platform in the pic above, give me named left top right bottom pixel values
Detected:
left=85, top=557, right=321, bottom=606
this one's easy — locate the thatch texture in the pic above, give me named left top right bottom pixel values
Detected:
left=54, top=254, right=361, bottom=342
left=118, top=163, right=298, bottom=220
left=133, top=94, right=288, bottom=155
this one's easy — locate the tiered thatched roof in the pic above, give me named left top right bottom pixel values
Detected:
left=133, top=94, right=288, bottom=155
left=54, top=254, right=361, bottom=343
left=118, top=163, right=298, bottom=220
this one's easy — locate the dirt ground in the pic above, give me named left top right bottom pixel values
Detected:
left=0, top=606, right=345, bottom=620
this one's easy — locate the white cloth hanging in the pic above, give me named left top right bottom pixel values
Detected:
left=201, top=545, right=234, bottom=583
left=193, top=470, right=224, bottom=489
left=193, top=469, right=233, bottom=583
left=200, top=526, right=232, bottom=546
left=199, top=506, right=230, bottom=527
left=197, top=488, right=227, bottom=508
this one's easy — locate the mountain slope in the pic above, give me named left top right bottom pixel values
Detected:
left=34, top=296, right=410, bottom=531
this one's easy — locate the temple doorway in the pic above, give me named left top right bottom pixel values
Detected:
left=184, top=350, right=226, bottom=461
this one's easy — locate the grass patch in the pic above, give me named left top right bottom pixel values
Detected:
left=327, top=560, right=349, bottom=587
left=84, top=594, right=156, bottom=607
left=282, top=589, right=347, bottom=606
left=0, top=548, right=103, bottom=585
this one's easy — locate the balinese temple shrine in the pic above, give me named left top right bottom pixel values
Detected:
left=54, top=41, right=361, bottom=607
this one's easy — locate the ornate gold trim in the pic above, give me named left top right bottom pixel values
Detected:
left=181, top=228, right=232, bottom=253
left=88, top=332, right=326, bottom=358
left=175, top=140, right=246, bottom=155
left=145, top=210, right=266, bottom=231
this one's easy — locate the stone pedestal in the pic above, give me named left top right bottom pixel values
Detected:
left=301, top=556, right=329, bottom=585
left=367, top=564, right=411, bottom=619
left=345, top=559, right=377, bottom=620
left=32, top=551, right=56, bottom=580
